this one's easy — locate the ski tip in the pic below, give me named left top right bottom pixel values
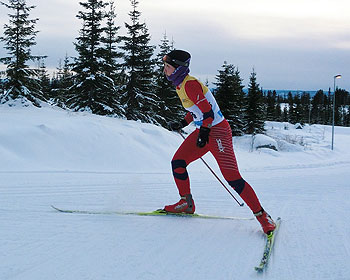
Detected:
left=51, top=205, right=72, bottom=213
left=51, top=205, right=64, bottom=212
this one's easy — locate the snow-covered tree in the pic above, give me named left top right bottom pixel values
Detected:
left=345, top=108, right=350, bottom=127
left=0, top=0, right=46, bottom=106
left=214, top=62, right=246, bottom=136
left=311, top=90, right=325, bottom=124
left=67, top=0, right=123, bottom=116
left=119, top=0, right=161, bottom=124
left=153, top=33, right=183, bottom=127
left=245, top=69, right=265, bottom=134
left=265, top=90, right=279, bottom=121
left=50, top=54, right=74, bottom=107
left=293, top=93, right=304, bottom=124
left=287, top=92, right=297, bottom=124
left=35, top=57, right=51, bottom=100
left=101, top=0, right=123, bottom=85
left=300, top=92, right=311, bottom=125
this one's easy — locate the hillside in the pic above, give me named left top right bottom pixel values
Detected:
left=1, top=104, right=349, bottom=280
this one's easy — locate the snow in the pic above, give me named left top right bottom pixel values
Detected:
left=1, top=104, right=350, bottom=280
left=251, top=134, right=278, bottom=151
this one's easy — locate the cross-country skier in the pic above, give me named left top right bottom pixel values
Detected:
left=162, top=49, right=276, bottom=234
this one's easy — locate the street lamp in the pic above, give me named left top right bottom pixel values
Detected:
left=331, top=74, right=342, bottom=150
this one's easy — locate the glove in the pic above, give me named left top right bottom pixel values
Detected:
left=197, top=126, right=210, bottom=148
left=168, top=119, right=188, bottom=131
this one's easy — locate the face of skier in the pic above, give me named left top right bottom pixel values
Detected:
left=163, top=61, right=176, bottom=77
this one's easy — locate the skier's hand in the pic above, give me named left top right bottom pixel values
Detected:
left=168, top=119, right=188, bottom=131
left=197, top=126, right=210, bottom=148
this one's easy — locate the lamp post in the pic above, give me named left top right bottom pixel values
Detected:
left=331, top=74, right=342, bottom=150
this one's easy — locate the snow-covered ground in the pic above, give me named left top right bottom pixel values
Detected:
left=1, top=104, right=349, bottom=280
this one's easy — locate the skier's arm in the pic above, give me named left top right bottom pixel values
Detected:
left=185, top=80, right=214, bottom=128
left=168, top=112, right=192, bottom=131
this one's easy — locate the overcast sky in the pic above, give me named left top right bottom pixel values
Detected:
left=1, top=0, right=350, bottom=91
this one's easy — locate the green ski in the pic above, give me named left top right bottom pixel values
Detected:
left=51, top=205, right=253, bottom=221
left=255, top=217, right=282, bottom=272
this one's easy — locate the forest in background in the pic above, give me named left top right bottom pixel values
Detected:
left=1, top=0, right=349, bottom=135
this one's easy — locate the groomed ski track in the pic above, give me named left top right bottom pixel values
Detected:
left=1, top=164, right=349, bottom=280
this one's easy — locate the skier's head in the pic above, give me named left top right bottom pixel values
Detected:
left=162, top=50, right=191, bottom=87
left=163, top=50, right=191, bottom=69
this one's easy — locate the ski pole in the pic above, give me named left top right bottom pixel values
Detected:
left=178, top=131, right=244, bottom=207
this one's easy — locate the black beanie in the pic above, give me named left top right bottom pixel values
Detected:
left=163, top=50, right=191, bottom=68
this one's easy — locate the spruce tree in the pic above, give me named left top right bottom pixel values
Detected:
left=36, top=58, right=51, bottom=101
left=311, top=90, right=324, bottom=124
left=214, top=62, right=246, bottom=136
left=51, top=54, right=74, bottom=107
left=153, top=33, right=182, bottom=127
left=345, top=109, right=350, bottom=127
left=0, top=0, right=46, bottom=106
left=333, top=88, right=342, bottom=126
left=325, top=88, right=332, bottom=125
left=300, top=92, right=311, bottom=124
left=293, top=93, right=303, bottom=124
left=68, top=0, right=122, bottom=116
left=287, top=92, right=297, bottom=124
left=102, top=0, right=123, bottom=85
left=282, top=104, right=288, bottom=122
left=245, top=69, right=265, bottom=134
left=335, top=88, right=349, bottom=126
left=265, top=90, right=277, bottom=121
left=0, top=72, right=5, bottom=95
left=119, top=0, right=161, bottom=123
left=274, top=90, right=282, bottom=121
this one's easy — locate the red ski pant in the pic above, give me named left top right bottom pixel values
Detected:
left=172, top=119, right=262, bottom=213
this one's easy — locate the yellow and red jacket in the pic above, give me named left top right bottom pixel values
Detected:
left=176, top=75, right=224, bottom=128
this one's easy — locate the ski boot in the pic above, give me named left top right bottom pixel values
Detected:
left=164, top=194, right=195, bottom=214
left=254, top=208, right=276, bottom=234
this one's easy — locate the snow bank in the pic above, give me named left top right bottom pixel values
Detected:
left=1, top=104, right=350, bottom=173
left=0, top=104, right=181, bottom=172
left=253, top=134, right=278, bottom=151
